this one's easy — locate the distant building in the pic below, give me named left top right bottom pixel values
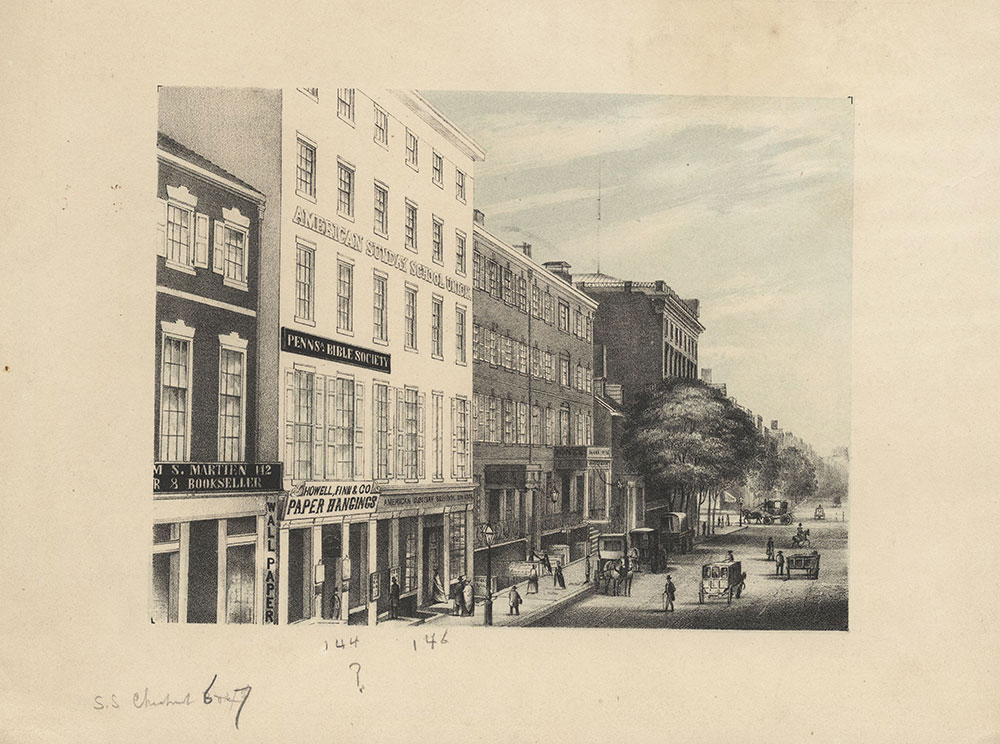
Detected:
left=471, top=230, right=607, bottom=585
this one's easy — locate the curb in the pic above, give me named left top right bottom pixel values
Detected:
left=505, top=583, right=595, bottom=627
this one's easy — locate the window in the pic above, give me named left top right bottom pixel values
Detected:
left=166, top=203, right=193, bottom=269
left=151, top=540, right=179, bottom=623
left=374, top=105, right=388, bottom=146
left=432, top=151, right=443, bottom=185
left=159, top=324, right=193, bottom=461
left=574, top=363, right=583, bottom=391
left=449, top=513, right=466, bottom=577
left=291, top=369, right=314, bottom=479
left=502, top=268, right=513, bottom=304
left=586, top=314, right=593, bottom=341
left=455, top=231, right=467, bottom=275
left=454, top=397, right=470, bottom=477
left=545, top=407, right=555, bottom=447
left=487, top=260, right=501, bottom=299
left=218, top=341, right=246, bottom=461
left=337, top=260, right=353, bottom=333
left=335, top=378, right=356, bottom=479
left=559, top=406, right=571, bottom=446
left=585, top=411, right=593, bottom=445
left=473, top=251, right=485, bottom=289
left=404, top=286, right=418, bottom=350
left=516, top=276, right=528, bottom=312
left=405, top=129, right=418, bottom=168
left=502, top=335, right=513, bottom=370
left=530, top=345, right=541, bottom=378
left=373, top=182, right=388, bottom=237
left=373, top=272, right=388, bottom=343
left=544, top=294, right=554, bottom=324
left=487, top=396, right=499, bottom=443
left=431, top=296, right=443, bottom=358
left=585, top=365, right=592, bottom=393
left=401, top=387, right=421, bottom=480
left=432, top=217, right=443, bottom=264
left=490, top=330, right=500, bottom=366
left=337, top=88, right=355, bottom=122
left=517, top=402, right=528, bottom=444
left=455, top=306, right=467, bottom=364
left=222, top=224, right=248, bottom=290
left=455, top=169, right=466, bottom=201
left=544, top=351, right=554, bottom=382
left=373, top=383, right=390, bottom=479
left=402, top=518, right=417, bottom=591
left=502, top=398, right=513, bottom=443
left=300, top=88, right=319, bottom=100
left=531, top=285, right=542, bottom=318
left=405, top=201, right=417, bottom=252
left=337, top=160, right=355, bottom=218
left=517, top=340, right=528, bottom=375
left=574, top=309, right=583, bottom=337
left=295, top=239, right=315, bottom=323
left=558, top=300, right=570, bottom=333
left=559, top=354, right=570, bottom=387
left=432, top=392, right=444, bottom=479
left=296, top=136, right=316, bottom=199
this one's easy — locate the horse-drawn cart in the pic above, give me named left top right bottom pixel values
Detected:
left=698, top=560, right=745, bottom=604
left=785, top=551, right=821, bottom=579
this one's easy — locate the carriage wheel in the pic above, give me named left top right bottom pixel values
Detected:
left=780, top=515, right=792, bottom=525
left=762, top=516, right=773, bottom=525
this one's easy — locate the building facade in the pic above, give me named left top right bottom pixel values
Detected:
left=159, top=88, right=485, bottom=625
left=152, top=133, right=281, bottom=625
left=471, top=230, right=607, bottom=586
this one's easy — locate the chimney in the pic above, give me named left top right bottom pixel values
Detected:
left=624, top=280, right=633, bottom=293
left=771, top=420, right=779, bottom=430
left=473, top=209, right=485, bottom=226
left=542, top=260, right=572, bottom=284
left=655, top=280, right=666, bottom=292
left=515, top=242, right=532, bottom=258
left=701, top=368, right=712, bottom=384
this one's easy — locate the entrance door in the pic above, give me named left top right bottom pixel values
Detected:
left=187, top=520, right=218, bottom=624
left=423, top=525, right=443, bottom=603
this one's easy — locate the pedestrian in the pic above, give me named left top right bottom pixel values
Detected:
left=452, top=577, right=464, bottom=615
left=629, top=546, right=640, bottom=573
left=663, top=575, right=676, bottom=612
left=585, top=553, right=592, bottom=584
left=329, top=584, right=341, bottom=620
left=766, top=537, right=775, bottom=561
left=541, top=552, right=552, bottom=575
left=775, top=551, right=785, bottom=577
left=616, top=561, right=627, bottom=596
left=626, top=564, right=635, bottom=596
left=554, top=562, right=566, bottom=589
left=389, top=576, right=401, bottom=619
left=726, top=514, right=731, bottom=527
left=463, top=576, right=475, bottom=616
left=432, top=568, right=448, bottom=604
left=726, top=550, right=735, bottom=562
left=508, top=584, right=522, bottom=615
left=527, top=565, right=539, bottom=594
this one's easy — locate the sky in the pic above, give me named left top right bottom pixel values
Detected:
left=422, top=91, right=853, bottom=457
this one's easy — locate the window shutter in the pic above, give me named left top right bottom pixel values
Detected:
left=354, top=382, right=364, bottom=480
left=284, top=370, right=295, bottom=476
left=385, top=385, right=394, bottom=480
left=213, top=222, right=226, bottom=274
left=194, top=213, right=210, bottom=268
left=313, top=375, right=325, bottom=480
left=157, top=198, right=168, bottom=257
left=417, top=392, right=426, bottom=480
left=326, top=379, right=337, bottom=479
left=394, top=388, right=404, bottom=478
left=450, top=397, right=457, bottom=478
left=464, top=403, right=472, bottom=468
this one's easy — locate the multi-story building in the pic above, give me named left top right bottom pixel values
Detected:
left=470, top=228, right=607, bottom=586
left=152, top=133, right=282, bottom=625
left=574, top=272, right=704, bottom=540
left=159, top=88, right=485, bottom=625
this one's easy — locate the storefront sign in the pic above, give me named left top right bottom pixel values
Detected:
left=293, top=205, right=366, bottom=253
left=378, top=490, right=473, bottom=512
left=264, top=498, right=278, bottom=624
left=283, top=482, right=380, bottom=521
left=153, top=462, right=283, bottom=493
left=282, top=327, right=391, bottom=372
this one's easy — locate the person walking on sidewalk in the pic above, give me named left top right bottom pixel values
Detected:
left=452, top=577, right=465, bottom=616
left=553, top=562, right=566, bottom=589
left=625, top=563, right=635, bottom=596
left=463, top=577, right=476, bottom=616
left=775, top=551, right=785, bottom=577
left=663, top=575, right=676, bottom=612
left=389, top=577, right=401, bottom=619
left=527, top=565, right=539, bottom=594
left=585, top=554, right=592, bottom=584
left=766, top=537, right=775, bottom=561
left=508, top=584, right=522, bottom=615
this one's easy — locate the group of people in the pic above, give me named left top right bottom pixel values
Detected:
left=765, top=537, right=786, bottom=575
left=450, top=575, right=477, bottom=616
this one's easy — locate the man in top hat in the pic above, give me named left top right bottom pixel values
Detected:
left=663, top=575, right=676, bottom=612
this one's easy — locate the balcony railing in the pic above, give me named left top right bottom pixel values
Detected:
left=540, top=509, right=585, bottom=533
left=474, top=517, right=526, bottom=549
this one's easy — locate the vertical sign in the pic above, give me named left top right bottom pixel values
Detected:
left=264, top=498, right=278, bottom=624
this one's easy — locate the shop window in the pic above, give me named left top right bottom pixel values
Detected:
left=226, top=516, right=257, bottom=536
left=402, top=518, right=418, bottom=592
left=226, top=543, right=255, bottom=624
left=153, top=522, right=179, bottom=544
left=449, top=514, right=466, bottom=578
left=151, top=551, right=179, bottom=623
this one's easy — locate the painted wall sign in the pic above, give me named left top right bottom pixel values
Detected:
left=378, top=490, right=473, bottom=511
left=282, top=327, right=391, bottom=372
left=153, top=462, right=283, bottom=493
left=264, top=498, right=278, bottom=624
left=283, top=482, right=381, bottom=521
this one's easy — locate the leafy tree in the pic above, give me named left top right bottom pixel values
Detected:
left=625, top=379, right=765, bottom=531
left=774, top=446, right=817, bottom=505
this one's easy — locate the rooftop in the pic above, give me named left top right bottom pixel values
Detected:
left=157, top=132, right=265, bottom=200
left=573, top=272, right=700, bottom=319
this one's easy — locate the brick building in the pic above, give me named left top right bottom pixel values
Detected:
left=152, top=133, right=281, bottom=625
left=470, top=225, right=608, bottom=586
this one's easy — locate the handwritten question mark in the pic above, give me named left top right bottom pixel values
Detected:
left=349, top=662, right=364, bottom=693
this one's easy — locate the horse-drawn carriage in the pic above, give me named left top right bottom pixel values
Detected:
left=814, top=504, right=826, bottom=520
left=743, top=499, right=792, bottom=525
left=785, top=551, right=821, bottom=579
left=698, top=559, right=745, bottom=604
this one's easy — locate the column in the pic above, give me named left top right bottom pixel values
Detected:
left=442, top=510, right=452, bottom=590
left=216, top=520, right=228, bottom=624
left=582, top=470, right=590, bottom=521
left=311, top=524, right=323, bottom=620
left=416, top=514, right=424, bottom=605
left=390, top=516, right=400, bottom=578
left=339, top=522, right=350, bottom=621
left=178, top=521, right=190, bottom=624
left=466, top=505, right=474, bottom=579
left=367, top=519, right=378, bottom=625
left=278, top=525, right=290, bottom=625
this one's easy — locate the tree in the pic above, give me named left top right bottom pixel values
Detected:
left=625, top=379, right=765, bottom=531
left=774, top=446, right=817, bottom=505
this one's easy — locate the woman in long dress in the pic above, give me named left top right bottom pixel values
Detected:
left=462, top=578, right=475, bottom=616
left=432, top=568, right=448, bottom=604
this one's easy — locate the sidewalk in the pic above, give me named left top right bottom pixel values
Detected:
left=693, top=521, right=747, bottom=545
left=422, top=554, right=594, bottom=627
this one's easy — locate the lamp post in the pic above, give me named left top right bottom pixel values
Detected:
left=482, top=524, right=495, bottom=627
left=738, top=496, right=744, bottom=527
left=616, top=479, right=627, bottom=568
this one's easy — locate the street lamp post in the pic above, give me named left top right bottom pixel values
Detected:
left=482, top=524, right=495, bottom=627
left=616, top=479, right=627, bottom=568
